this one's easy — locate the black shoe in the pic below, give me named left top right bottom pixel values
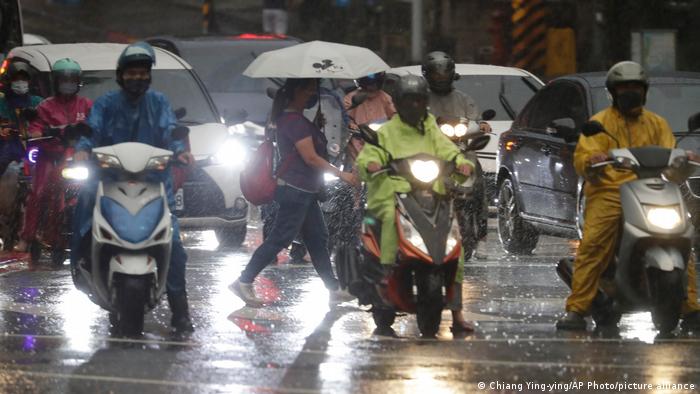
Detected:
left=556, top=311, right=587, bottom=330
left=168, top=292, right=194, bottom=334
left=681, top=311, right=700, bottom=330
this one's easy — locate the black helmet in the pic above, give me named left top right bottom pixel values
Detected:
left=356, top=72, right=386, bottom=90
left=421, top=51, right=456, bottom=94
left=394, top=74, right=429, bottom=102
left=4, top=60, right=32, bottom=82
left=116, top=42, right=156, bottom=78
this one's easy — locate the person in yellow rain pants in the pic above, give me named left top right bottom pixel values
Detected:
left=557, top=61, right=700, bottom=330
left=356, top=74, right=476, bottom=333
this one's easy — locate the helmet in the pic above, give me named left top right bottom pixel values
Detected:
left=4, top=60, right=32, bottom=82
left=116, top=41, right=156, bottom=74
left=605, top=61, right=648, bottom=92
left=356, top=72, right=385, bottom=90
left=394, top=74, right=429, bottom=102
left=421, top=51, right=456, bottom=94
left=52, top=58, right=82, bottom=79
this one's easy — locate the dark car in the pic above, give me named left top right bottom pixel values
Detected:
left=496, top=72, right=700, bottom=254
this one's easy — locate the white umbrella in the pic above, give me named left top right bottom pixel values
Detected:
left=243, top=40, right=390, bottom=79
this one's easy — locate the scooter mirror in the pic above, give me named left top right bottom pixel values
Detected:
left=266, top=87, right=278, bottom=100
left=351, top=92, right=368, bottom=109
left=174, top=107, right=187, bottom=120
left=467, top=134, right=490, bottom=151
left=581, top=120, right=605, bottom=137
left=172, top=126, right=190, bottom=141
left=481, top=109, right=496, bottom=121
left=688, top=112, right=700, bottom=133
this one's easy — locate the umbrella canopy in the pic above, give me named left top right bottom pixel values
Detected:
left=243, top=40, right=390, bottom=79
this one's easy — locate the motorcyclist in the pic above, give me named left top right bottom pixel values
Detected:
left=343, top=72, right=396, bottom=127
left=556, top=61, right=700, bottom=330
left=0, top=60, right=42, bottom=178
left=356, top=74, right=476, bottom=333
left=71, top=42, right=195, bottom=334
left=422, top=51, right=491, bottom=261
left=14, top=58, right=92, bottom=253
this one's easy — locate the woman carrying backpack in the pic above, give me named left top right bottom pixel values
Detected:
left=231, top=78, right=358, bottom=307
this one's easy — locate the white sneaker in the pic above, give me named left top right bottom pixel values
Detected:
left=474, top=240, right=488, bottom=260
left=329, top=288, right=355, bottom=307
left=229, top=279, right=264, bottom=308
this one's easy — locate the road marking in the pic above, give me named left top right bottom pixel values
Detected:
left=0, top=369, right=320, bottom=394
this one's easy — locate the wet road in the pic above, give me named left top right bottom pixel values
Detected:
left=1, top=221, right=700, bottom=393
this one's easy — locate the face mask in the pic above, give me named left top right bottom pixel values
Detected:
left=122, top=78, right=151, bottom=97
left=305, top=93, right=319, bottom=109
left=58, top=81, right=79, bottom=96
left=11, top=81, right=29, bottom=95
left=616, top=90, right=644, bottom=116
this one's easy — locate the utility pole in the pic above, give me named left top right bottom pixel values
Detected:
left=410, top=0, right=424, bottom=62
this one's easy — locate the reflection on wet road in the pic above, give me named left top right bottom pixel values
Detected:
left=1, top=222, right=699, bottom=393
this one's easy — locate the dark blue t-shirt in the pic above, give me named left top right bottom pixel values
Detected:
left=277, top=111, right=327, bottom=192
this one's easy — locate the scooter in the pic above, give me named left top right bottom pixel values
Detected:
left=349, top=127, right=489, bottom=337
left=73, top=142, right=175, bottom=336
left=557, top=121, right=699, bottom=334
left=437, top=110, right=495, bottom=259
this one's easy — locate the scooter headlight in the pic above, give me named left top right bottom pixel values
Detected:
left=399, top=214, right=428, bottom=255
left=409, top=160, right=440, bottom=183
left=95, top=152, right=123, bottom=170
left=214, top=138, right=247, bottom=167
left=644, top=205, right=682, bottom=230
left=454, top=123, right=468, bottom=137
left=61, top=166, right=89, bottom=181
left=440, top=124, right=455, bottom=137
left=145, top=155, right=171, bottom=171
left=446, top=219, right=460, bottom=255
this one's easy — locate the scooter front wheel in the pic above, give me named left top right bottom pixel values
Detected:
left=372, top=307, right=396, bottom=329
left=113, top=275, right=149, bottom=337
left=649, top=268, right=684, bottom=334
left=416, top=270, right=445, bottom=338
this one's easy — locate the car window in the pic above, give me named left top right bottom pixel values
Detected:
left=523, top=81, right=587, bottom=132
left=179, top=40, right=297, bottom=95
left=78, top=70, right=219, bottom=124
left=592, top=83, right=700, bottom=132
left=453, top=75, right=541, bottom=121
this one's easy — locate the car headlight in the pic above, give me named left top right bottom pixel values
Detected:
left=644, top=205, right=682, bottom=230
left=95, top=152, right=123, bottom=170
left=454, top=123, right=468, bottom=137
left=61, top=166, right=89, bottom=181
left=410, top=159, right=440, bottom=183
left=446, top=218, right=460, bottom=255
left=228, top=123, right=246, bottom=135
left=145, top=155, right=171, bottom=171
left=399, top=214, right=428, bottom=255
left=440, top=124, right=455, bottom=137
left=214, top=139, right=247, bottom=167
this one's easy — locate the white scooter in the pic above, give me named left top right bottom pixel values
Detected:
left=74, top=142, right=174, bottom=336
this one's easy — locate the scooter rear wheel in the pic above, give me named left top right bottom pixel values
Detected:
left=372, top=307, right=396, bottom=329
left=113, top=275, right=149, bottom=337
left=51, top=248, right=67, bottom=267
left=416, top=270, right=445, bottom=338
left=649, top=268, right=684, bottom=334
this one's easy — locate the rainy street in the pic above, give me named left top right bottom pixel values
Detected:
left=1, top=219, right=699, bottom=394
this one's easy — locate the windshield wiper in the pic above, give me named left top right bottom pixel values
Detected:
left=499, top=77, right=516, bottom=120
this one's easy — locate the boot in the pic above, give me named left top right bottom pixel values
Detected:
left=681, top=311, right=700, bottom=330
left=168, top=292, right=194, bottom=334
left=556, top=311, right=587, bottom=330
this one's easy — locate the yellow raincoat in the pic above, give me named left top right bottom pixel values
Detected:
left=356, top=113, right=474, bottom=275
left=567, top=107, right=699, bottom=314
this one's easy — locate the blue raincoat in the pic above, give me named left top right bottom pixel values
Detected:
left=71, top=89, right=189, bottom=295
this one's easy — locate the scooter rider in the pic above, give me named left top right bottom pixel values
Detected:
left=0, top=60, right=42, bottom=178
left=422, top=51, right=491, bottom=261
left=14, top=58, right=92, bottom=253
left=344, top=72, right=396, bottom=127
left=72, top=42, right=195, bottom=334
left=356, top=74, right=476, bottom=333
left=556, top=61, right=700, bottom=330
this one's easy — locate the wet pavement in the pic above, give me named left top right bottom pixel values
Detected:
left=1, top=221, right=700, bottom=393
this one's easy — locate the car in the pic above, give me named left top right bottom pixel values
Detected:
left=22, top=33, right=51, bottom=45
left=385, top=64, right=544, bottom=201
left=6, top=43, right=250, bottom=247
left=496, top=72, right=700, bottom=254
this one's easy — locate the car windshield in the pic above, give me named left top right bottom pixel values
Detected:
left=79, top=70, right=219, bottom=125
left=179, top=40, right=297, bottom=94
left=592, top=83, right=700, bottom=132
left=454, top=75, right=541, bottom=121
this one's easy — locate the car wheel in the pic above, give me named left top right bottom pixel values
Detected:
left=497, top=178, right=539, bottom=255
left=216, top=226, right=247, bottom=248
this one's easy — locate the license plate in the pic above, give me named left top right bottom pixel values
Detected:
left=175, top=188, right=184, bottom=211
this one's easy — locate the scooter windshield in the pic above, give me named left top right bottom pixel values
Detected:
left=100, top=197, right=164, bottom=244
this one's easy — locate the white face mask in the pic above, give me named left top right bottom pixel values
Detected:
left=11, top=81, right=29, bottom=95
